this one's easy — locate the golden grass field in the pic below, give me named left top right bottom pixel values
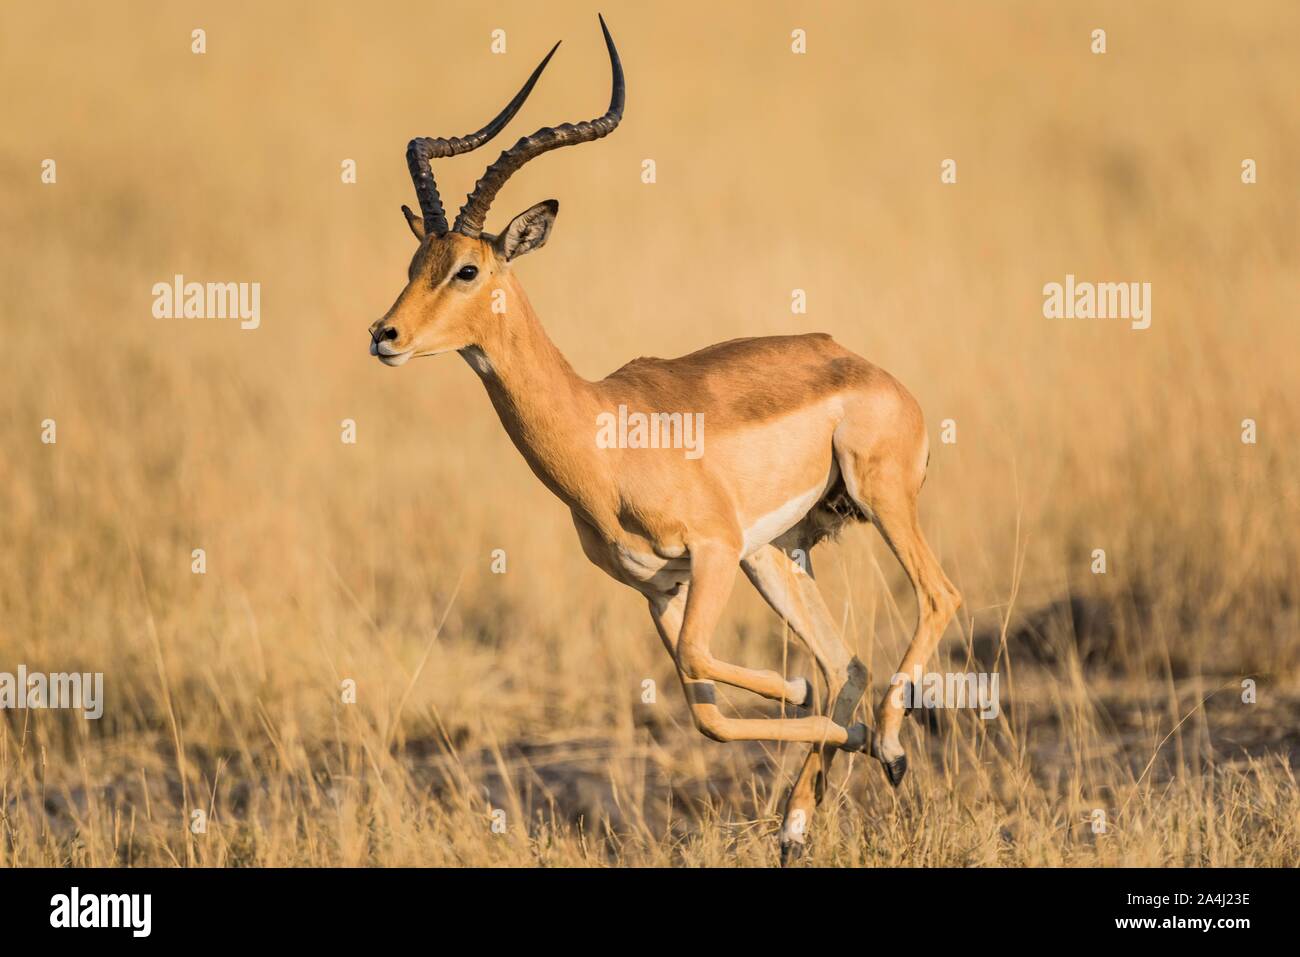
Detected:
left=1, top=0, right=1297, bottom=866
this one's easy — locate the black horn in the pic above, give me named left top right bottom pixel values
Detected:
left=452, top=14, right=625, bottom=238
left=405, top=41, right=560, bottom=237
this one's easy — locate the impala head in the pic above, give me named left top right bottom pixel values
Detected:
left=369, top=15, right=625, bottom=367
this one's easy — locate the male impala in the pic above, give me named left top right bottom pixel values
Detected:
left=369, top=16, right=961, bottom=861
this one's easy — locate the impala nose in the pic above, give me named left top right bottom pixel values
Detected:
left=369, top=321, right=411, bottom=362
left=369, top=322, right=400, bottom=356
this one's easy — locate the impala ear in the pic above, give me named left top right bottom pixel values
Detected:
left=496, top=200, right=558, bottom=261
left=401, top=205, right=426, bottom=241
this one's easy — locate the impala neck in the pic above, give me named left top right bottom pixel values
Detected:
left=460, top=274, right=606, bottom=513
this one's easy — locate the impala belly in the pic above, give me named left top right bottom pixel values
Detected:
left=596, top=400, right=850, bottom=589
left=716, top=402, right=843, bottom=556
left=740, top=459, right=839, bottom=557
left=609, top=463, right=837, bottom=583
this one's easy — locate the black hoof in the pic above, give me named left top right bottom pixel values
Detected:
left=882, top=753, right=908, bottom=788
left=843, top=722, right=869, bottom=752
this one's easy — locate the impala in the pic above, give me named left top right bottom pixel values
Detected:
left=368, top=16, right=961, bottom=861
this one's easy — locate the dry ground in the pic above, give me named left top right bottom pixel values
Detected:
left=1, top=1, right=1297, bottom=865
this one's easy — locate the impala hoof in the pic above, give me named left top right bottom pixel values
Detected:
left=882, top=753, right=908, bottom=787
left=779, top=839, right=805, bottom=867
left=871, top=734, right=908, bottom=786
left=843, top=722, right=869, bottom=752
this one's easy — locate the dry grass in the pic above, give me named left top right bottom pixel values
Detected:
left=1, top=0, right=1297, bottom=866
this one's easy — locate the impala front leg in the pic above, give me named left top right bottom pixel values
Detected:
left=674, top=541, right=867, bottom=749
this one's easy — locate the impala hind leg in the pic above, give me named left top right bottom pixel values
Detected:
left=742, top=544, right=867, bottom=863
left=839, top=452, right=961, bottom=787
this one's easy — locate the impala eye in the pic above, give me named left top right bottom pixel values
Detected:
left=455, top=265, right=479, bottom=282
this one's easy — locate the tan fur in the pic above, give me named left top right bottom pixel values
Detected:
left=369, top=216, right=961, bottom=860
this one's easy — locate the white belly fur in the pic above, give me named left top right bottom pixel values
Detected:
left=610, top=460, right=839, bottom=589
left=740, top=459, right=839, bottom=558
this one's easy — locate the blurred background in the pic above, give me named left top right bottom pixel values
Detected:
left=1, top=0, right=1296, bottom=866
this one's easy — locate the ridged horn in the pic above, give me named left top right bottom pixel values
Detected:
left=453, top=14, right=624, bottom=238
left=405, top=41, right=560, bottom=237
